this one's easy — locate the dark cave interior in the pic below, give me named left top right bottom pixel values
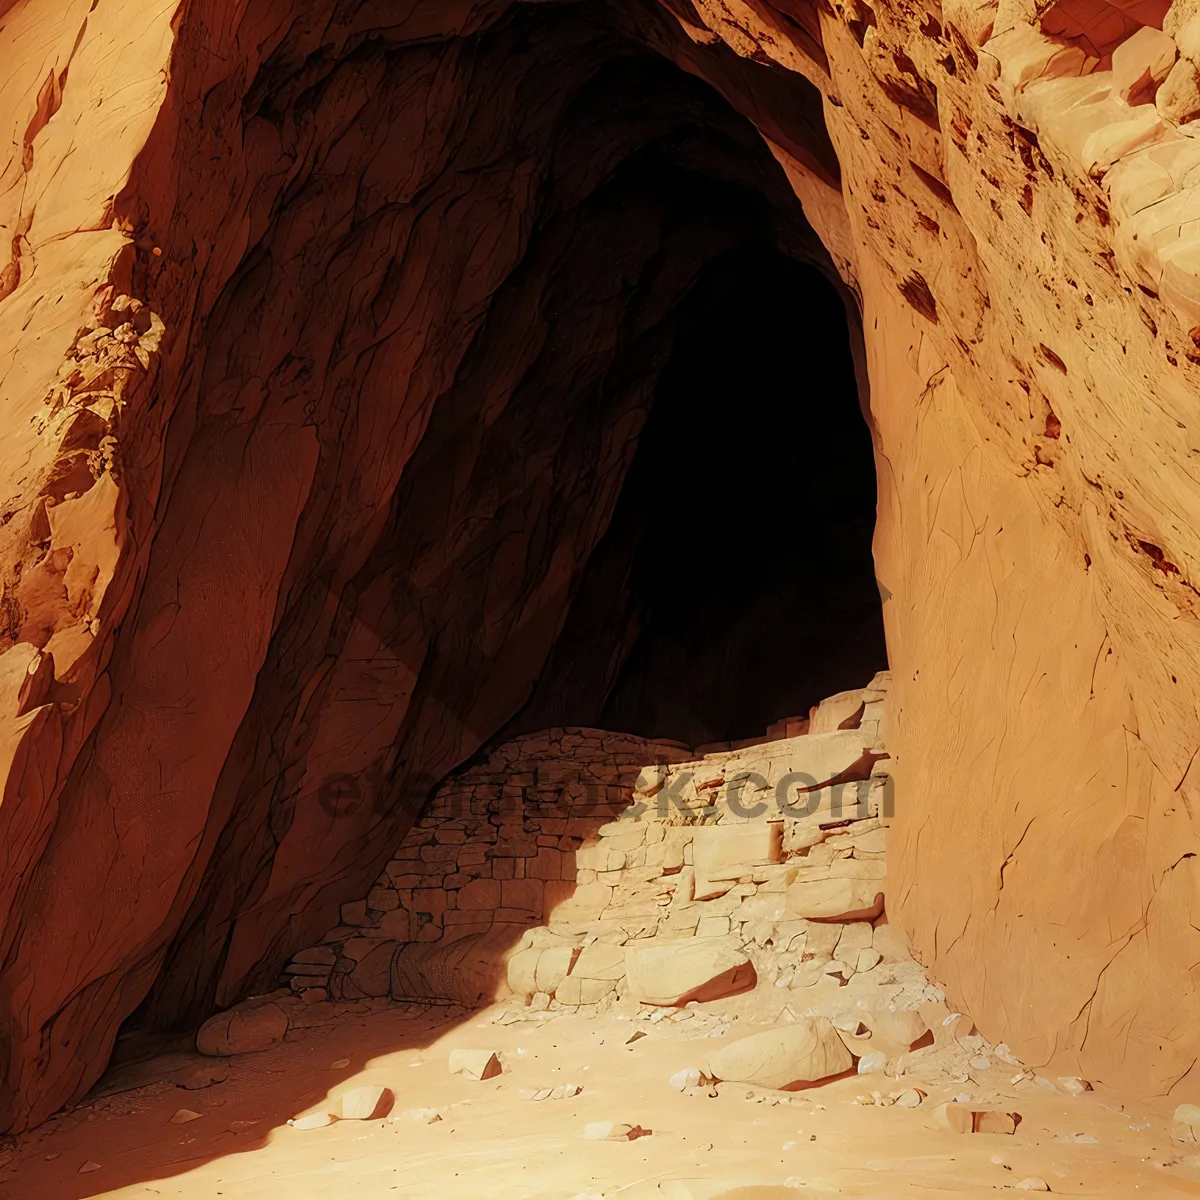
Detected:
left=597, top=246, right=885, bottom=745
left=498, top=200, right=885, bottom=750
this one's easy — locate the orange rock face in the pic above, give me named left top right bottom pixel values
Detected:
left=1, top=0, right=1200, bottom=1134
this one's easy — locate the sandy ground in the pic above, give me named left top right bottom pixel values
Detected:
left=2, top=990, right=1199, bottom=1200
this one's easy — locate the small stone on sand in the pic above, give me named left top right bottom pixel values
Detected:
left=449, top=1049, right=503, bottom=1080
left=584, top=1120, right=650, bottom=1140
left=289, top=1112, right=337, bottom=1130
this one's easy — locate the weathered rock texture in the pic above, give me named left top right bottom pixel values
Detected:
left=2, top=0, right=1200, bottom=1133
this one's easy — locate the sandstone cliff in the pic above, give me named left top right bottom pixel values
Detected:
left=0, top=0, right=1198, bottom=1131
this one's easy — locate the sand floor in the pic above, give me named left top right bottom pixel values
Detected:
left=2, top=991, right=1198, bottom=1200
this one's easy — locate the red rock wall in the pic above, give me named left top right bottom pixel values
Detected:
left=3, top=0, right=1200, bottom=1133
left=0, top=0, right=837, bottom=1129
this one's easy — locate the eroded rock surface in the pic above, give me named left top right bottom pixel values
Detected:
left=1, top=0, right=1200, bottom=1133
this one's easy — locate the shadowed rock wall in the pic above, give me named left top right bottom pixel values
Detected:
left=0, top=0, right=848, bottom=1129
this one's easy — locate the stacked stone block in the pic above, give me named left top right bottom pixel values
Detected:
left=283, top=729, right=693, bottom=1001
left=285, top=672, right=903, bottom=1011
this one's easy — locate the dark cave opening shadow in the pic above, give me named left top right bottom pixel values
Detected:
left=547, top=245, right=887, bottom=747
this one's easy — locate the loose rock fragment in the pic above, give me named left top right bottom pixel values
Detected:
left=173, top=1063, right=229, bottom=1090
left=1058, top=1076, right=1092, bottom=1096
left=893, top=1087, right=924, bottom=1108
left=393, top=1108, right=442, bottom=1124
left=337, top=1085, right=394, bottom=1120
left=786, top=878, right=883, bottom=921
left=584, top=1121, right=650, bottom=1140
left=866, top=1009, right=928, bottom=1049
left=169, top=1108, right=203, bottom=1124
left=78, top=1161, right=101, bottom=1175
left=1176, top=1102, right=1200, bottom=1129
left=937, top=1102, right=1018, bottom=1134
left=1013, top=1179, right=1051, bottom=1192
left=449, top=1049, right=503, bottom=1080
left=289, top=1112, right=337, bottom=1130
left=857, top=1050, right=887, bottom=1074
left=520, top=1083, right=582, bottom=1100
left=668, top=1066, right=715, bottom=1091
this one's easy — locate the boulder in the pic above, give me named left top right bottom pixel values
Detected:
left=1157, top=58, right=1200, bottom=124
left=196, top=1001, right=289, bottom=1057
left=786, top=878, right=883, bottom=921
left=624, top=939, right=755, bottom=1006
left=871, top=923, right=910, bottom=963
left=1111, top=25, right=1177, bottom=105
left=834, top=921, right=873, bottom=958
left=856, top=948, right=882, bottom=973
left=788, top=959, right=828, bottom=988
left=706, top=1018, right=853, bottom=1089
left=392, top=930, right=510, bottom=1005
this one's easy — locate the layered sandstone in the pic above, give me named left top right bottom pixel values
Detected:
left=1, top=0, right=1200, bottom=1134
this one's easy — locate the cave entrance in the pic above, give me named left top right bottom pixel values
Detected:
left=469, top=10, right=887, bottom=753
left=105, top=0, right=893, bottom=1057
left=507, top=237, right=884, bottom=750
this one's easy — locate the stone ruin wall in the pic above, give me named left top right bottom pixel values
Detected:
left=286, top=673, right=894, bottom=1011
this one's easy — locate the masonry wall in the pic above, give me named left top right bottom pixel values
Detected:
left=286, top=673, right=892, bottom=1008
